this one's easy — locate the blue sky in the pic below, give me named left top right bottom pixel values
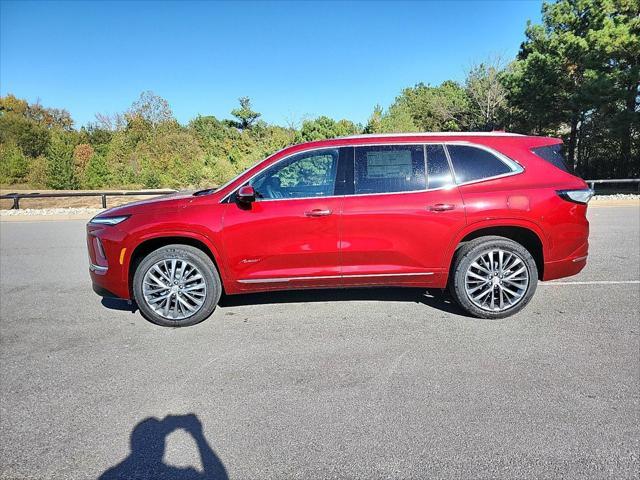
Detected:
left=1, top=1, right=542, bottom=128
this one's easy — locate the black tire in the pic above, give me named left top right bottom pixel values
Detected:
left=133, top=244, right=222, bottom=327
left=449, top=236, right=538, bottom=319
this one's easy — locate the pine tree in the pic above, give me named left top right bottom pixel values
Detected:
left=46, top=131, right=78, bottom=189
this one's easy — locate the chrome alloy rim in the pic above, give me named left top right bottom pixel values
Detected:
left=142, top=259, right=207, bottom=320
left=464, top=249, right=529, bottom=312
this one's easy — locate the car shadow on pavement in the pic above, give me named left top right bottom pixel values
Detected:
left=101, top=297, right=138, bottom=314
left=100, top=288, right=470, bottom=318
left=220, top=287, right=470, bottom=317
left=99, top=413, right=228, bottom=480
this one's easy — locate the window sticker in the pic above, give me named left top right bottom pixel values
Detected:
left=366, top=150, right=412, bottom=179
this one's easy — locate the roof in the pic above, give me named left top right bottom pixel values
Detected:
left=339, top=132, right=524, bottom=139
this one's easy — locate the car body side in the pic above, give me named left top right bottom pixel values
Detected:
left=87, top=134, right=589, bottom=300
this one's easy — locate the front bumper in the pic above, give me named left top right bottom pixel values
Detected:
left=87, top=223, right=130, bottom=299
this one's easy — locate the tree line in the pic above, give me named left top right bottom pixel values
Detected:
left=0, top=0, right=637, bottom=190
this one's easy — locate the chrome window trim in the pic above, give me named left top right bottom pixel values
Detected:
left=89, top=263, right=108, bottom=274
left=238, top=271, right=434, bottom=284
left=220, top=141, right=524, bottom=203
left=444, top=143, right=524, bottom=186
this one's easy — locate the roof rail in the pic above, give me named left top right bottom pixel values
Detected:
left=339, top=132, right=524, bottom=139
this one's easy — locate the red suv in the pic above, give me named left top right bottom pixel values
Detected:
left=87, top=133, right=592, bottom=326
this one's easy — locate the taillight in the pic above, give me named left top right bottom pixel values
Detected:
left=557, top=189, right=594, bottom=204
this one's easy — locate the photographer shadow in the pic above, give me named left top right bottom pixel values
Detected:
left=99, top=414, right=227, bottom=480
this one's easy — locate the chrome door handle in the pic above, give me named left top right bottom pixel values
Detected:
left=428, top=204, right=455, bottom=212
left=305, top=209, right=332, bottom=217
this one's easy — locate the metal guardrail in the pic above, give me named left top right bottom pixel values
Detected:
left=0, top=190, right=178, bottom=210
left=1, top=179, right=638, bottom=210
left=586, top=179, right=640, bottom=193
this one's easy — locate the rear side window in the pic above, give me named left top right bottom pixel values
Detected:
left=425, top=144, right=454, bottom=189
left=447, top=145, right=513, bottom=183
left=531, top=144, right=571, bottom=172
left=354, top=145, right=426, bottom=194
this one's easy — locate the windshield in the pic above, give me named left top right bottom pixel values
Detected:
left=531, top=144, right=572, bottom=173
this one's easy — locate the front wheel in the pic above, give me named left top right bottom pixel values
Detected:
left=450, top=236, right=538, bottom=319
left=133, top=245, right=222, bottom=327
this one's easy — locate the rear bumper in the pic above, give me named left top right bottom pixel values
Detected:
left=542, top=241, right=588, bottom=281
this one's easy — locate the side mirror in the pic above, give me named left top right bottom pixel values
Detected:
left=236, top=185, right=256, bottom=204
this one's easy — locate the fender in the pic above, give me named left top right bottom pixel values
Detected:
left=445, top=217, right=549, bottom=268
left=123, top=229, right=230, bottom=288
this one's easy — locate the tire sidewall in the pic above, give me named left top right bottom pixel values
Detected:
left=133, top=245, right=221, bottom=327
left=452, top=238, right=538, bottom=319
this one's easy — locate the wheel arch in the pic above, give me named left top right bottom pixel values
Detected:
left=126, top=232, right=227, bottom=297
left=448, top=221, right=547, bottom=280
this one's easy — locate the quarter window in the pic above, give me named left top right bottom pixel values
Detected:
left=425, top=144, right=454, bottom=189
left=447, top=145, right=513, bottom=183
left=354, top=145, right=426, bottom=194
left=531, top=144, right=571, bottom=172
left=250, top=148, right=339, bottom=200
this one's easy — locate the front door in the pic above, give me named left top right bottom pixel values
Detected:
left=222, top=147, right=344, bottom=291
left=339, top=143, right=466, bottom=287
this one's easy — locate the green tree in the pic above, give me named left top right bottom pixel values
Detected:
left=466, top=59, right=508, bottom=130
left=393, top=81, right=471, bottom=132
left=0, top=142, right=29, bottom=184
left=503, top=0, right=639, bottom=175
left=83, top=153, right=111, bottom=188
left=297, top=116, right=359, bottom=141
left=128, top=91, right=174, bottom=126
left=0, top=113, right=50, bottom=158
left=230, top=97, right=261, bottom=130
left=46, top=131, right=78, bottom=189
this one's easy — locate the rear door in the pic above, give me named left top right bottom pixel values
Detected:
left=339, top=143, right=466, bottom=287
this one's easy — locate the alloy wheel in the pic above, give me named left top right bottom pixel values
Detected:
left=142, top=259, right=207, bottom=320
left=464, top=248, right=530, bottom=312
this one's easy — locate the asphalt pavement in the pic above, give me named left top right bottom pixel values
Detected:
left=0, top=205, right=638, bottom=479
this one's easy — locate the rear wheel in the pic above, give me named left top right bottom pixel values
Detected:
left=133, top=245, right=221, bottom=327
left=450, top=236, right=538, bottom=319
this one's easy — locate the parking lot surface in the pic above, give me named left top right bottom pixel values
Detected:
left=1, top=205, right=638, bottom=479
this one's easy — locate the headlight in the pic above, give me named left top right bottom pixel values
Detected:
left=557, top=189, right=595, bottom=204
left=90, top=215, right=130, bottom=225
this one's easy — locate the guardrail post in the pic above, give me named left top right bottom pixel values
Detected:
left=12, top=197, right=20, bottom=210
left=101, top=194, right=107, bottom=209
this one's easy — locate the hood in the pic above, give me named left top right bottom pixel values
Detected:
left=99, top=191, right=194, bottom=217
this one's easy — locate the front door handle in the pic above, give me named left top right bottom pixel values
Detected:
left=305, top=209, right=332, bottom=217
left=428, top=203, right=455, bottom=212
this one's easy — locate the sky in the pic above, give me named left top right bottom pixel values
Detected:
left=1, top=1, right=542, bottom=128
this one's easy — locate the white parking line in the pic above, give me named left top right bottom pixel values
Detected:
left=541, top=280, right=640, bottom=285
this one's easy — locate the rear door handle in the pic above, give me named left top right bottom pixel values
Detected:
left=428, top=203, right=455, bottom=212
left=305, top=209, right=332, bottom=217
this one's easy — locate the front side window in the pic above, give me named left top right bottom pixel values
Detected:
left=250, top=149, right=339, bottom=200
left=447, top=145, right=513, bottom=183
left=354, top=145, right=426, bottom=194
